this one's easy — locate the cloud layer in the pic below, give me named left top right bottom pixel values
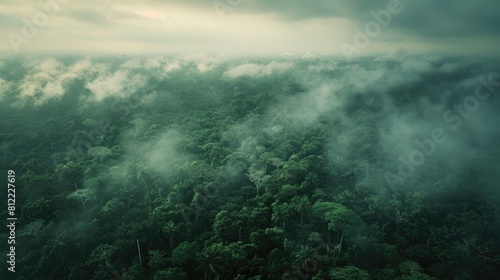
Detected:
left=1, top=0, right=499, bottom=56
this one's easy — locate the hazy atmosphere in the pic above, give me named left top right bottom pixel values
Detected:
left=2, top=0, right=500, bottom=56
left=1, top=1, right=499, bottom=280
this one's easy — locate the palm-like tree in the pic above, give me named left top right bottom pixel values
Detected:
left=24, top=197, right=50, bottom=219
left=292, top=196, right=311, bottom=224
left=219, top=255, right=248, bottom=280
left=136, top=166, right=149, bottom=192
left=302, top=172, right=319, bottom=191
left=293, top=245, right=319, bottom=276
left=272, top=203, right=291, bottom=229
left=163, top=220, right=179, bottom=251
left=35, top=197, right=51, bottom=212
left=196, top=250, right=221, bottom=280
left=43, top=231, right=73, bottom=262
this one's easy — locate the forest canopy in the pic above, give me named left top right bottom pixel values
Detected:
left=0, top=54, right=499, bottom=279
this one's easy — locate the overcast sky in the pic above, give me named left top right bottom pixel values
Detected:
left=1, top=0, right=499, bottom=57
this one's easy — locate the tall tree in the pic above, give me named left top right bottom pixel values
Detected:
left=163, top=220, right=179, bottom=251
left=292, top=196, right=311, bottom=224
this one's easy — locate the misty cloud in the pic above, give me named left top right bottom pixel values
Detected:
left=1, top=0, right=498, bottom=56
left=128, top=130, right=185, bottom=176
left=2, top=1, right=499, bottom=277
left=0, top=78, right=10, bottom=101
left=2, top=54, right=499, bottom=191
left=224, top=61, right=293, bottom=78
left=85, top=70, right=146, bottom=101
left=163, top=61, right=182, bottom=73
left=17, top=58, right=78, bottom=104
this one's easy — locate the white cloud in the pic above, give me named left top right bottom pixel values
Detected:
left=121, top=58, right=143, bottom=69
left=224, top=61, right=293, bottom=78
left=179, top=53, right=223, bottom=73
left=163, top=60, right=181, bottom=73
left=123, top=128, right=187, bottom=179
left=85, top=70, right=146, bottom=101
left=69, top=57, right=94, bottom=74
left=280, top=83, right=342, bottom=126
left=0, top=1, right=498, bottom=56
left=17, top=57, right=77, bottom=104
left=338, top=55, right=440, bottom=93
left=302, top=52, right=316, bottom=59
left=145, top=57, right=164, bottom=69
left=197, top=63, right=213, bottom=73
left=42, top=80, right=64, bottom=99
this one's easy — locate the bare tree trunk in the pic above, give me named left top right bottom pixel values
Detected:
left=137, top=239, right=142, bottom=267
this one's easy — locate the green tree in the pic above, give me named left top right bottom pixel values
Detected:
left=171, top=241, right=201, bottom=267
left=325, top=203, right=364, bottom=241
left=148, top=250, right=167, bottom=273
left=196, top=244, right=223, bottom=280
left=163, top=220, right=179, bottom=251
left=292, top=196, right=311, bottom=224
left=399, top=261, right=437, bottom=280
left=42, top=231, right=74, bottom=263
left=272, top=202, right=292, bottom=229
left=329, top=266, right=370, bottom=280
left=154, top=268, right=188, bottom=280
left=247, top=168, right=268, bottom=196
left=67, top=186, right=96, bottom=214
left=19, top=219, right=45, bottom=241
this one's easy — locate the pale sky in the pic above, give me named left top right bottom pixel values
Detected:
left=1, top=0, right=499, bottom=57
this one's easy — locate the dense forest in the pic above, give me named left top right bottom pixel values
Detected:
left=0, top=54, right=499, bottom=279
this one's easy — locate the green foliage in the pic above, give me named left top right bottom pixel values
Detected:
left=399, top=261, right=437, bottom=280
left=171, top=241, right=201, bottom=267
left=154, top=268, right=188, bottom=280
left=148, top=250, right=167, bottom=273
left=4, top=56, right=500, bottom=280
left=329, top=266, right=370, bottom=280
left=325, top=203, right=364, bottom=235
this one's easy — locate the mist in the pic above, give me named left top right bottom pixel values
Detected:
left=1, top=52, right=499, bottom=279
